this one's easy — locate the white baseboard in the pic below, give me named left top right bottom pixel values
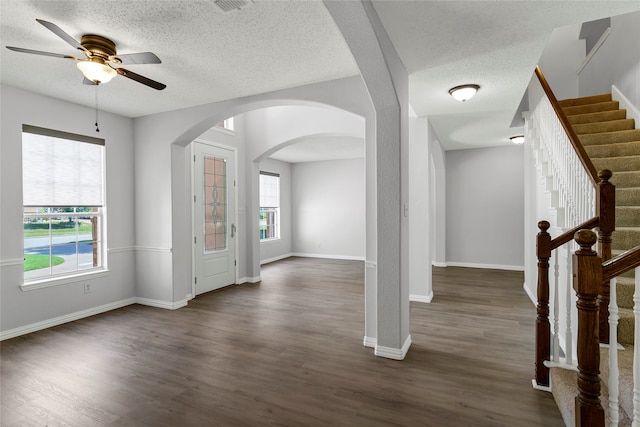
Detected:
left=410, top=292, right=433, bottom=303
left=290, top=253, right=365, bottom=261
left=523, top=281, right=537, bottom=306
left=135, top=296, right=188, bottom=310
left=363, top=336, right=376, bottom=348
left=445, top=261, right=525, bottom=272
left=612, top=85, right=640, bottom=130
left=375, top=334, right=412, bottom=360
left=238, top=276, right=261, bottom=284
left=0, top=297, right=137, bottom=341
left=432, top=261, right=447, bottom=268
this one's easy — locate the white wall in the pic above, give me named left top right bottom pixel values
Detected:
left=537, top=23, right=585, bottom=100
left=579, top=10, right=640, bottom=106
left=258, top=158, right=292, bottom=264
left=291, top=158, right=365, bottom=259
left=445, top=145, right=525, bottom=270
left=0, top=85, right=136, bottom=336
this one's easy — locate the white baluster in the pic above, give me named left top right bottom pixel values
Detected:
left=609, top=277, right=620, bottom=426
left=565, top=243, right=573, bottom=365
left=634, top=267, right=640, bottom=427
left=553, top=250, right=560, bottom=363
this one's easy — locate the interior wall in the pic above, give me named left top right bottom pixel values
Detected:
left=537, top=23, right=585, bottom=100
left=578, top=10, right=640, bottom=106
left=445, top=145, right=525, bottom=270
left=0, top=85, right=136, bottom=335
left=258, top=158, right=292, bottom=264
left=291, top=158, right=365, bottom=259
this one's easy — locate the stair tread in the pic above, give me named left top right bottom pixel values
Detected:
left=573, top=119, right=635, bottom=135
left=567, top=109, right=627, bottom=125
left=559, top=93, right=612, bottom=107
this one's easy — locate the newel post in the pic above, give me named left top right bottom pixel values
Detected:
left=573, top=230, right=604, bottom=427
left=535, top=220, right=552, bottom=388
left=597, top=169, right=615, bottom=344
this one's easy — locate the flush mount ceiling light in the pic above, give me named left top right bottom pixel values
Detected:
left=510, top=135, right=525, bottom=144
left=449, top=84, right=480, bottom=102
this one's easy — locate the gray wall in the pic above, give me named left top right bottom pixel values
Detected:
left=445, top=145, right=525, bottom=269
left=0, top=85, right=136, bottom=334
left=291, top=158, right=365, bottom=259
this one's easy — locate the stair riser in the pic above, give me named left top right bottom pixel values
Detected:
left=563, top=101, right=619, bottom=116
left=616, top=189, right=640, bottom=207
left=593, top=156, right=640, bottom=172
left=612, top=229, right=640, bottom=250
left=558, top=93, right=612, bottom=107
left=611, top=172, right=640, bottom=188
left=573, top=119, right=635, bottom=135
left=618, top=312, right=634, bottom=345
left=567, top=109, right=627, bottom=125
left=617, top=207, right=640, bottom=227
left=581, top=130, right=640, bottom=145
left=617, top=281, right=635, bottom=309
left=585, top=141, right=640, bottom=158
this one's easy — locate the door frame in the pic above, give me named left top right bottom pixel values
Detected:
left=190, top=139, right=239, bottom=297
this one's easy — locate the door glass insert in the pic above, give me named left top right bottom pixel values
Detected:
left=203, top=155, right=227, bottom=253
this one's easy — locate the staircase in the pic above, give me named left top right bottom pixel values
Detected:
left=550, top=93, right=640, bottom=425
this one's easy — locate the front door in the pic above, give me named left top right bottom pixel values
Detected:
left=193, top=142, right=236, bottom=295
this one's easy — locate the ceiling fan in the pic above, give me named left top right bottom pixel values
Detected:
left=6, top=19, right=166, bottom=90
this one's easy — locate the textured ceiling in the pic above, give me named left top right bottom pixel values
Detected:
left=2, top=0, right=639, bottom=157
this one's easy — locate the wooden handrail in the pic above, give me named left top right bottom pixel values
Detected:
left=602, top=245, right=640, bottom=282
left=534, top=66, right=599, bottom=185
left=550, top=216, right=599, bottom=250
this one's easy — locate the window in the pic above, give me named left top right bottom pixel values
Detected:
left=215, top=117, right=235, bottom=133
left=22, top=125, right=105, bottom=282
left=259, top=172, right=279, bottom=241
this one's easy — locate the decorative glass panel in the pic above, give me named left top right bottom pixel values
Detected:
left=203, top=155, right=227, bottom=252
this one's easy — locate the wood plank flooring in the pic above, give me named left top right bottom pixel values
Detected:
left=1, top=258, right=564, bottom=426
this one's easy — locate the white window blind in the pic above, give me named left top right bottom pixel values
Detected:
left=259, top=172, right=279, bottom=207
left=22, top=125, right=105, bottom=207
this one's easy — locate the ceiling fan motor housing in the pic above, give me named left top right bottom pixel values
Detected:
left=80, top=34, right=117, bottom=60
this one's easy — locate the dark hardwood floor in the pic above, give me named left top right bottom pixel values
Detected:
left=1, top=258, right=563, bottom=426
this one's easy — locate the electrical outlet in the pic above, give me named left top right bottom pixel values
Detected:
left=84, top=283, right=92, bottom=294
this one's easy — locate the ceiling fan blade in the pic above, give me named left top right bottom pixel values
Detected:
left=116, top=68, right=166, bottom=90
left=36, top=19, right=88, bottom=54
left=115, top=68, right=167, bottom=90
left=110, top=52, right=161, bottom=65
left=5, top=46, right=79, bottom=60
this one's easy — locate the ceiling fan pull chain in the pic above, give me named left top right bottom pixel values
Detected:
left=95, top=85, right=100, bottom=133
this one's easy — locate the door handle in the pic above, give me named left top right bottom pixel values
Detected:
left=231, top=223, right=236, bottom=238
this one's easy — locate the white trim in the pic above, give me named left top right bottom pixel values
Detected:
left=108, top=246, right=136, bottom=253
left=531, top=379, right=552, bottom=393
left=577, top=27, right=611, bottom=75
left=432, top=261, right=447, bottom=267
left=21, top=269, right=110, bottom=291
left=260, top=253, right=293, bottom=265
left=238, top=276, right=261, bottom=284
left=0, top=297, right=136, bottom=341
left=290, top=253, right=365, bottom=261
left=523, top=281, right=537, bottom=306
left=363, top=336, right=376, bottom=348
left=135, top=296, right=188, bottom=310
left=612, top=85, right=640, bottom=130
left=365, top=260, right=377, bottom=269
left=375, top=334, right=412, bottom=360
left=410, top=292, right=433, bottom=303
left=0, top=258, right=23, bottom=267
left=135, top=246, right=172, bottom=253
left=445, top=262, right=524, bottom=271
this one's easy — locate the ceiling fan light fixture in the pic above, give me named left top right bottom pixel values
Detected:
left=77, top=59, right=117, bottom=84
left=510, top=135, right=525, bottom=144
left=449, top=84, right=480, bottom=102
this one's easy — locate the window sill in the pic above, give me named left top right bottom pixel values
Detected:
left=21, top=269, right=110, bottom=292
left=260, top=238, right=281, bottom=244
left=213, top=126, right=236, bottom=136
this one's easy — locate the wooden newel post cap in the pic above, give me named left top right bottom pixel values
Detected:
left=574, top=229, right=597, bottom=254
left=598, top=169, right=613, bottom=182
left=538, top=220, right=550, bottom=232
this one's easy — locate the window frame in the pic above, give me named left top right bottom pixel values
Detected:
left=259, top=171, right=280, bottom=242
left=21, top=125, right=108, bottom=291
